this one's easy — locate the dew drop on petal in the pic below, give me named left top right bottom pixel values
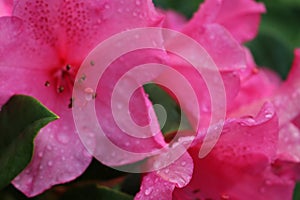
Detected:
left=47, top=145, right=53, bottom=150
left=57, top=133, right=70, bottom=144
left=265, top=113, right=272, bottom=119
left=145, top=187, right=152, bottom=196
left=38, top=152, right=43, bottom=158
left=47, top=161, right=53, bottom=167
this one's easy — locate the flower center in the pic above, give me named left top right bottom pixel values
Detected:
left=44, top=64, right=77, bottom=108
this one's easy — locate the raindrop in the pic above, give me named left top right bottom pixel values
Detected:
left=132, top=12, right=137, bottom=17
left=62, top=156, right=66, bottom=161
left=57, top=133, right=70, bottom=144
left=125, top=142, right=130, bottom=147
left=117, top=8, right=123, bottom=13
left=181, top=161, right=186, bottom=166
left=47, top=145, right=53, bottom=150
left=104, top=4, right=110, bottom=9
left=48, top=161, right=53, bottom=166
left=265, top=113, right=272, bottom=119
left=38, top=152, right=43, bottom=158
left=136, top=0, right=141, bottom=5
left=164, top=169, right=170, bottom=174
left=144, top=187, right=152, bottom=196
left=27, top=177, right=33, bottom=184
left=221, top=194, right=230, bottom=199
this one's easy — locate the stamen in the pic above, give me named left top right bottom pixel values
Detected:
left=68, top=97, right=74, bottom=108
left=58, top=86, right=65, bottom=93
left=45, top=81, right=50, bottom=87
left=66, top=64, right=71, bottom=71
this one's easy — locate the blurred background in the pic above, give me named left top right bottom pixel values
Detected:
left=1, top=0, right=300, bottom=199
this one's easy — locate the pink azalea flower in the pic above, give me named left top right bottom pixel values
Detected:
left=191, top=0, right=266, bottom=43
left=172, top=103, right=295, bottom=200
left=136, top=0, right=300, bottom=199
left=0, top=0, right=166, bottom=197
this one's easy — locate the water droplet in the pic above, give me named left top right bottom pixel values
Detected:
left=265, top=113, right=272, bottom=119
left=47, top=145, right=53, bottom=150
left=62, top=156, right=66, bottom=161
left=265, top=180, right=272, bottom=185
left=134, top=34, right=140, bottom=39
left=57, top=133, right=70, bottom=144
left=221, top=194, right=230, bottom=199
left=27, top=177, right=33, bottom=184
left=125, top=142, right=130, bottom=147
left=39, top=165, right=44, bottom=170
left=132, top=12, right=137, bottom=17
left=164, top=169, right=170, bottom=174
left=136, top=0, right=141, bottom=5
left=144, top=187, right=152, bottom=196
left=47, top=161, right=53, bottom=166
left=104, top=4, right=110, bottom=9
left=152, top=40, right=158, bottom=47
left=181, top=161, right=186, bottom=166
left=117, top=8, right=123, bottom=13
left=38, top=152, right=43, bottom=157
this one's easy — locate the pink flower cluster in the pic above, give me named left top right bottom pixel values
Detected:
left=0, top=0, right=300, bottom=199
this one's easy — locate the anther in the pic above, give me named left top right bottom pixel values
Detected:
left=58, top=86, right=65, bottom=93
left=45, top=81, right=50, bottom=87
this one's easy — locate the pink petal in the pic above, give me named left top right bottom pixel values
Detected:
left=230, top=68, right=281, bottom=117
left=0, top=1, right=168, bottom=195
left=277, top=123, right=300, bottom=163
left=0, top=17, right=60, bottom=70
left=135, top=173, right=175, bottom=200
left=0, top=0, right=12, bottom=16
left=191, top=0, right=265, bottom=43
left=273, top=49, right=300, bottom=126
left=0, top=67, right=92, bottom=197
left=182, top=23, right=246, bottom=70
left=174, top=104, right=294, bottom=200
left=12, top=0, right=163, bottom=64
left=135, top=151, right=193, bottom=200
left=160, top=9, right=187, bottom=31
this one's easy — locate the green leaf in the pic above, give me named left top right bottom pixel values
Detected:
left=144, top=83, right=191, bottom=135
left=247, top=0, right=300, bottom=79
left=60, top=185, right=133, bottom=200
left=153, top=0, right=203, bottom=18
left=0, top=95, right=58, bottom=189
left=294, top=183, right=300, bottom=200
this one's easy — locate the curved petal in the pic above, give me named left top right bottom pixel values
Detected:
left=273, top=49, right=300, bottom=126
left=160, top=9, right=187, bottom=31
left=190, top=0, right=265, bottom=43
left=0, top=67, right=92, bottom=197
left=183, top=23, right=246, bottom=70
left=12, top=0, right=164, bottom=64
left=135, top=151, right=193, bottom=200
left=173, top=104, right=294, bottom=200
